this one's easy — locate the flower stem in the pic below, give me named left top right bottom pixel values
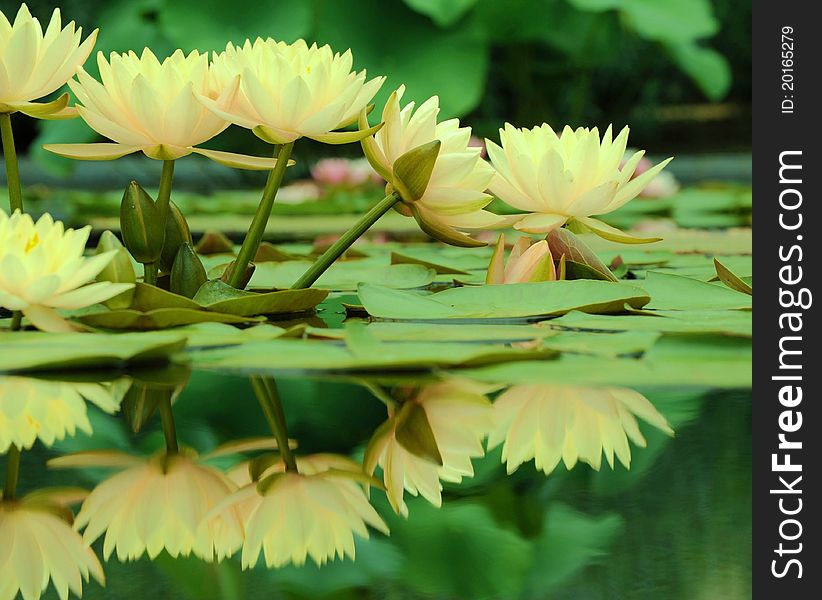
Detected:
left=229, top=142, right=295, bottom=288
left=1, top=112, right=23, bottom=213
left=144, top=159, right=176, bottom=279
left=251, top=377, right=297, bottom=472
left=3, top=445, right=20, bottom=500
left=144, top=262, right=158, bottom=286
left=291, top=192, right=400, bottom=289
left=9, top=311, right=22, bottom=331
left=158, top=397, right=179, bottom=455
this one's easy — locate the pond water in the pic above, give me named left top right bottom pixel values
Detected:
left=4, top=368, right=751, bottom=600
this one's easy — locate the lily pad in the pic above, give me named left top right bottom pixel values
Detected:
left=357, top=281, right=650, bottom=320
left=713, top=258, right=753, bottom=295
left=547, top=309, right=752, bottom=337
left=189, top=327, right=556, bottom=374
left=638, top=271, right=752, bottom=311
left=244, top=261, right=437, bottom=291
left=306, top=322, right=556, bottom=343
left=193, top=280, right=328, bottom=316
left=78, top=307, right=261, bottom=330
left=0, top=331, right=187, bottom=373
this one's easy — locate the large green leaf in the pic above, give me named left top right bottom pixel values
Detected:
left=247, top=261, right=436, bottom=291
left=307, top=322, right=556, bottom=343
left=668, top=41, right=732, bottom=100
left=548, top=309, right=752, bottom=337
left=639, top=272, right=752, bottom=311
left=460, top=335, right=751, bottom=388
left=358, top=281, right=650, bottom=319
left=159, top=0, right=312, bottom=51
left=193, top=280, right=329, bottom=316
left=189, top=335, right=555, bottom=373
left=78, top=308, right=262, bottom=330
left=0, top=332, right=187, bottom=373
left=312, top=0, right=489, bottom=117
left=404, top=0, right=479, bottom=27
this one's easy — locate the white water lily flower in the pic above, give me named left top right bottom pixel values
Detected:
left=0, top=498, right=105, bottom=600
left=43, top=48, right=281, bottom=169
left=0, top=4, right=97, bottom=119
left=0, top=209, right=133, bottom=332
left=486, top=233, right=556, bottom=284
left=200, top=38, right=385, bottom=145
left=0, top=376, right=127, bottom=453
left=488, top=384, right=674, bottom=475
left=486, top=123, right=672, bottom=242
left=361, top=86, right=501, bottom=244
left=214, top=454, right=388, bottom=568
left=49, top=449, right=244, bottom=562
left=364, top=380, right=493, bottom=516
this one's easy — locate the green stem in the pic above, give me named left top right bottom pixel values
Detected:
left=9, top=311, right=22, bottom=331
left=251, top=377, right=297, bottom=472
left=158, top=397, right=179, bottom=454
left=145, top=159, right=176, bottom=278
left=229, top=142, right=294, bottom=288
left=3, top=445, right=20, bottom=500
left=1, top=112, right=23, bottom=213
left=291, top=192, right=400, bottom=289
left=144, top=262, right=158, bottom=286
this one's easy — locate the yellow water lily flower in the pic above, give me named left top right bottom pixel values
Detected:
left=0, top=496, right=104, bottom=600
left=200, top=38, right=385, bottom=145
left=361, top=86, right=501, bottom=244
left=0, top=209, right=133, bottom=332
left=0, top=4, right=97, bottom=119
left=48, top=449, right=244, bottom=562
left=488, top=385, right=674, bottom=474
left=364, top=380, right=493, bottom=516
left=486, top=123, right=672, bottom=242
left=0, top=376, right=127, bottom=453
left=215, top=454, right=388, bottom=568
left=486, top=233, right=556, bottom=284
left=43, top=48, right=280, bottom=169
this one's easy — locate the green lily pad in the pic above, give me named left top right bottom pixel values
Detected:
left=358, top=280, right=650, bottom=320
left=193, top=280, right=328, bottom=316
left=129, top=282, right=202, bottom=311
left=638, top=271, right=752, bottom=311
left=542, top=330, right=661, bottom=357
left=245, top=261, right=437, bottom=291
left=459, top=337, right=751, bottom=388
left=306, top=322, right=556, bottom=343
left=547, top=309, right=752, bottom=337
left=78, top=307, right=262, bottom=330
left=189, top=326, right=556, bottom=373
left=0, top=331, right=187, bottom=373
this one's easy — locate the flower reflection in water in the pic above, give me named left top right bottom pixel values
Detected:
left=488, top=384, right=674, bottom=474
left=364, top=379, right=493, bottom=516
left=0, top=491, right=104, bottom=600
left=216, top=453, right=388, bottom=568
left=0, top=375, right=128, bottom=453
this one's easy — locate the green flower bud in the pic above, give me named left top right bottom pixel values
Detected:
left=120, top=181, right=164, bottom=264
left=170, top=243, right=208, bottom=299
left=159, top=201, right=193, bottom=273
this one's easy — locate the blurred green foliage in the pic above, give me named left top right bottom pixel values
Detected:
left=3, top=0, right=750, bottom=170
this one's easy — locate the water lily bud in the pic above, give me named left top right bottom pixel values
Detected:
left=95, top=230, right=136, bottom=309
left=120, top=181, right=164, bottom=264
left=392, top=140, right=441, bottom=204
left=160, top=201, right=193, bottom=273
left=170, top=243, right=208, bottom=298
left=486, top=233, right=556, bottom=284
